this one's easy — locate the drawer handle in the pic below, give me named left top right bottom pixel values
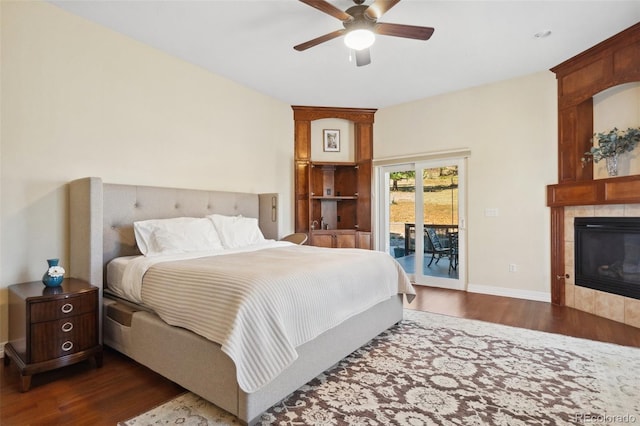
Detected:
left=61, top=303, right=74, bottom=314
left=61, top=322, right=74, bottom=332
left=61, top=341, right=74, bottom=352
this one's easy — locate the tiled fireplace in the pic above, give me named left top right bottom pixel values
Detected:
left=547, top=23, right=640, bottom=330
left=564, top=204, right=640, bottom=328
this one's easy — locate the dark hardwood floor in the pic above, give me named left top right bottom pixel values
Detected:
left=2, top=286, right=640, bottom=425
left=405, top=286, right=640, bottom=348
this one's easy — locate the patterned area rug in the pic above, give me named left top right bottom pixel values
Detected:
left=120, top=310, right=640, bottom=425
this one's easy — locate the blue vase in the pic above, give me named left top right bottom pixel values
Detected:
left=42, top=258, right=64, bottom=287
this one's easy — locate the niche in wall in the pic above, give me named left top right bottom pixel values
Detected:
left=592, top=82, right=640, bottom=178
left=310, top=118, right=355, bottom=162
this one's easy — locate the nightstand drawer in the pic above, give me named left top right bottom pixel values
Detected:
left=30, top=313, right=98, bottom=363
left=30, top=291, right=97, bottom=323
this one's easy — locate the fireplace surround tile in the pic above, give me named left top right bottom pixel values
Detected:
left=624, top=204, right=640, bottom=217
left=594, top=204, right=625, bottom=217
left=565, top=282, right=575, bottom=308
left=564, top=206, right=595, bottom=242
left=574, top=285, right=596, bottom=314
left=625, top=298, right=640, bottom=328
left=564, top=241, right=575, bottom=284
left=595, top=291, right=625, bottom=323
left=566, top=206, right=595, bottom=218
left=564, top=218, right=575, bottom=243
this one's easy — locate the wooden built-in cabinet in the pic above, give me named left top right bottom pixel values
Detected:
left=311, top=229, right=371, bottom=249
left=546, top=22, right=640, bottom=305
left=293, top=106, right=376, bottom=249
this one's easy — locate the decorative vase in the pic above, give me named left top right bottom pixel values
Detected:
left=42, top=258, right=64, bottom=287
left=606, top=154, right=619, bottom=177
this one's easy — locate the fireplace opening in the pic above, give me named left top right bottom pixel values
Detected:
left=575, top=217, right=640, bottom=300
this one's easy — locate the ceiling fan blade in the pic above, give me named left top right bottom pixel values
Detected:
left=355, top=48, right=371, bottom=67
left=375, top=22, right=434, bottom=40
left=299, top=0, right=353, bottom=22
left=365, top=0, right=401, bottom=20
left=294, top=29, right=346, bottom=51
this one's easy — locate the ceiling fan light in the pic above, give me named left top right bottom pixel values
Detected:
left=344, top=29, right=375, bottom=51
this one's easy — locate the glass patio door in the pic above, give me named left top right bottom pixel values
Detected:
left=382, top=164, right=417, bottom=273
left=377, top=157, right=466, bottom=290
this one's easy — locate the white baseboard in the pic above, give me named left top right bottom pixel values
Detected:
left=467, top=283, right=551, bottom=303
left=0, top=341, right=5, bottom=359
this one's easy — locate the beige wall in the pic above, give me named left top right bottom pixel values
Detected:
left=376, top=72, right=558, bottom=299
left=0, top=1, right=294, bottom=343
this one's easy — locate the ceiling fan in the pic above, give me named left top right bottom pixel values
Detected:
left=294, top=0, right=435, bottom=67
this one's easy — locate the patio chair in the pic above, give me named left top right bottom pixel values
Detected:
left=425, top=227, right=452, bottom=267
left=447, top=231, right=459, bottom=274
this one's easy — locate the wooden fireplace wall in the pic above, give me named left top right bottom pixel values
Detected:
left=547, top=22, right=640, bottom=305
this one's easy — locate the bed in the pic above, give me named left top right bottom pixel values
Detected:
left=68, top=177, right=414, bottom=425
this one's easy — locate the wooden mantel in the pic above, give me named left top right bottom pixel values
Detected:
left=547, top=22, right=640, bottom=305
left=547, top=175, right=640, bottom=207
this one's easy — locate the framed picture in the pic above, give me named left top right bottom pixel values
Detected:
left=323, top=129, right=340, bottom=152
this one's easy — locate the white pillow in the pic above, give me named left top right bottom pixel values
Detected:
left=133, top=217, right=223, bottom=256
left=208, top=214, right=266, bottom=249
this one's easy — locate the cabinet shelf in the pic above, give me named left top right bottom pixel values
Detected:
left=311, top=195, right=358, bottom=200
left=311, top=161, right=357, bottom=168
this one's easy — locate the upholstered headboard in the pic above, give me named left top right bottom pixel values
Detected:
left=68, top=177, right=279, bottom=291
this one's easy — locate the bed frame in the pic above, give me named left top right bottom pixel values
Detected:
left=68, top=177, right=403, bottom=425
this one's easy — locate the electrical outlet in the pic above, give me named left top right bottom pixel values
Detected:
left=509, top=264, right=517, bottom=272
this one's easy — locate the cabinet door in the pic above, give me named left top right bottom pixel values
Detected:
left=356, top=231, right=371, bottom=250
left=312, top=233, right=334, bottom=248
left=295, top=161, right=310, bottom=233
left=335, top=233, right=356, bottom=248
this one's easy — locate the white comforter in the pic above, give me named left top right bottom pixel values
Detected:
left=114, top=241, right=415, bottom=393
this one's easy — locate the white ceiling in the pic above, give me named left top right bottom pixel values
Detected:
left=49, top=0, right=640, bottom=109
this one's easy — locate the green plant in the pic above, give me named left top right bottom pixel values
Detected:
left=390, top=171, right=415, bottom=191
left=582, top=127, right=640, bottom=164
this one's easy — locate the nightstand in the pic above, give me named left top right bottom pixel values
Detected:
left=3, top=278, right=103, bottom=391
